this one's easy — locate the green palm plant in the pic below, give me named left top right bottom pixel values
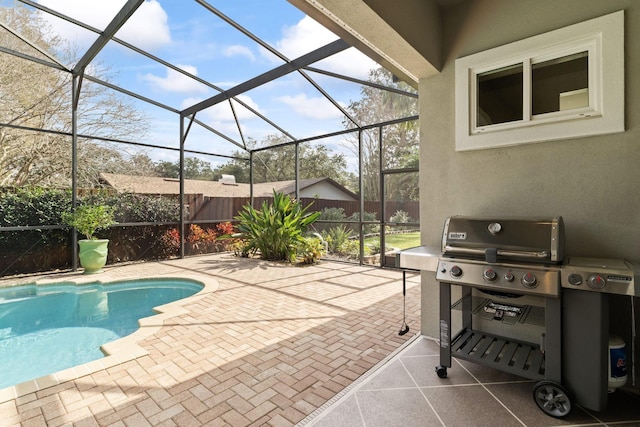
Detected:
left=235, top=191, right=321, bottom=262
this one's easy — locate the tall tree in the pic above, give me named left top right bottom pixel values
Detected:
left=212, top=161, right=250, bottom=183
left=0, top=5, right=148, bottom=187
left=95, top=151, right=159, bottom=179
left=154, top=157, right=216, bottom=180
left=154, top=160, right=181, bottom=179
left=212, top=134, right=354, bottom=188
left=341, top=68, right=418, bottom=201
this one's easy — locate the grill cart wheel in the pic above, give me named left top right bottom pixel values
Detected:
left=435, top=365, right=447, bottom=378
left=533, top=381, right=572, bottom=417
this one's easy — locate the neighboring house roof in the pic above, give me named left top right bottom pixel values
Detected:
left=99, top=173, right=357, bottom=200
left=100, top=173, right=250, bottom=197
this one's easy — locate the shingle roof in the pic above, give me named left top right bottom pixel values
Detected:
left=100, top=173, right=251, bottom=197
left=99, top=173, right=351, bottom=198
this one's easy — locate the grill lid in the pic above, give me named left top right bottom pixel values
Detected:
left=442, top=216, right=564, bottom=263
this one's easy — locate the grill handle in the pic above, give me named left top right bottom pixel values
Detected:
left=443, top=246, right=549, bottom=259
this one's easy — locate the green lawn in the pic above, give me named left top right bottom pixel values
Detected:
left=365, top=232, right=420, bottom=250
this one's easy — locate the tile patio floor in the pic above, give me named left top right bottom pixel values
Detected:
left=1, top=253, right=639, bottom=426
left=303, top=336, right=640, bottom=426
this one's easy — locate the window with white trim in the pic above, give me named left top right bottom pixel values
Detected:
left=455, top=11, right=624, bottom=151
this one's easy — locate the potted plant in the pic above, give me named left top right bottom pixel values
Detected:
left=62, top=204, right=116, bottom=274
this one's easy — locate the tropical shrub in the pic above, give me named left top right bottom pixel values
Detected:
left=390, top=210, right=412, bottom=224
left=158, top=222, right=237, bottom=256
left=215, top=221, right=235, bottom=236
left=298, top=236, right=325, bottom=265
left=159, top=228, right=181, bottom=256
left=318, top=207, right=347, bottom=222
left=347, top=211, right=378, bottom=234
left=321, top=225, right=353, bottom=253
left=187, top=224, right=217, bottom=247
left=312, top=206, right=348, bottom=233
left=235, top=191, right=321, bottom=262
left=364, top=240, right=391, bottom=255
left=339, top=238, right=364, bottom=260
left=389, top=209, right=414, bottom=231
left=232, top=240, right=251, bottom=258
left=189, top=223, right=237, bottom=254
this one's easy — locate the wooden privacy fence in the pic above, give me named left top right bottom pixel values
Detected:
left=186, top=194, right=419, bottom=223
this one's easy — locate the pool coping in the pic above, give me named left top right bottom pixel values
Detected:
left=0, top=273, right=219, bottom=404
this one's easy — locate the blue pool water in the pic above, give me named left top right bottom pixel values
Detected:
left=0, top=279, right=202, bottom=389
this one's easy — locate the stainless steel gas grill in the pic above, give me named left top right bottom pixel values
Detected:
left=434, top=217, right=567, bottom=416
left=397, top=216, right=636, bottom=418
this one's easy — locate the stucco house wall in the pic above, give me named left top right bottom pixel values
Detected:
left=419, top=0, right=640, bottom=387
left=298, top=181, right=357, bottom=201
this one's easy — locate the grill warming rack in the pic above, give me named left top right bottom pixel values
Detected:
left=451, top=296, right=545, bottom=326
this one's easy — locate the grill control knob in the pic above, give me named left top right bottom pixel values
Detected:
left=521, top=272, right=538, bottom=288
left=450, top=265, right=463, bottom=278
left=504, top=271, right=515, bottom=282
left=588, top=274, right=606, bottom=289
left=483, top=268, right=498, bottom=282
left=567, top=274, right=583, bottom=286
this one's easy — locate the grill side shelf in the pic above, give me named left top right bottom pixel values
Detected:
left=450, top=328, right=545, bottom=380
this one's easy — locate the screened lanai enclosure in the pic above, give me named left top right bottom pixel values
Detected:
left=0, top=0, right=419, bottom=276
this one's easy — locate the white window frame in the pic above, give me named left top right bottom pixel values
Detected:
left=455, top=10, right=624, bottom=151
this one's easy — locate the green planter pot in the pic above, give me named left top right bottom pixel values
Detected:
left=78, top=239, right=109, bottom=274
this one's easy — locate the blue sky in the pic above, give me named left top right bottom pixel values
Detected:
left=34, top=0, right=381, bottom=168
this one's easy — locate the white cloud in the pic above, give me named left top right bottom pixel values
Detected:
left=266, top=15, right=377, bottom=80
left=182, top=95, right=263, bottom=123
left=182, top=97, right=204, bottom=111
left=275, top=94, right=344, bottom=120
left=315, top=48, right=379, bottom=80
left=274, top=15, right=338, bottom=59
left=119, top=0, right=170, bottom=50
left=37, top=0, right=171, bottom=51
left=223, top=45, right=255, bottom=62
left=141, top=65, right=208, bottom=94
left=233, top=95, right=263, bottom=118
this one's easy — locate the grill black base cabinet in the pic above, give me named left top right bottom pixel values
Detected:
left=434, top=283, right=612, bottom=417
left=437, top=281, right=571, bottom=417
left=562, top=289, right=609, bottom=412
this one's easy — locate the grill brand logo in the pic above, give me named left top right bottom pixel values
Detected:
left=448, top=232, right=467, bottom=240
left=607, top=274, right=632, bottom=283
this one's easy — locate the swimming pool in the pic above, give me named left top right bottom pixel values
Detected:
left=0, top=278, right=202, bottom=389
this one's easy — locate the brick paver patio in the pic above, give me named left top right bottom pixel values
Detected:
left=0, top=253, right=420, bottom=426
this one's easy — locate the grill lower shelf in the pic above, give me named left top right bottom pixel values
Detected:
left=451, top=328, right=545, bottom=380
